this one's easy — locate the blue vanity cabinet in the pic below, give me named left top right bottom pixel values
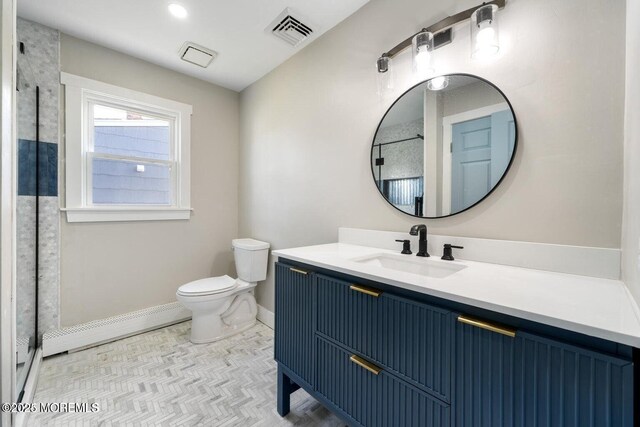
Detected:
left=274, top=262, right=315, bottom=389
left=454, top=316, right=517, bottom=426
left=513, top=331, right=634, bottom=426
left=316, top=273, right=453, bottom=402
left=454, top=318, right=635, bottom=427
left=316, top=336, right=451, bottom=427
left=275, top=259, right=636, bottom=426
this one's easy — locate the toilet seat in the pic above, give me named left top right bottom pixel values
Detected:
left=177, top=275, right=237, bottom=297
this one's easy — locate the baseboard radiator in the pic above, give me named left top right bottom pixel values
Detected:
left=42, top=302, right=191, bottom=357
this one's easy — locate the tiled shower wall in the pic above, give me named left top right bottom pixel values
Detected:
left=373, top=118, right=425, bottom=180
left=17, top=18, right=60, bottom=341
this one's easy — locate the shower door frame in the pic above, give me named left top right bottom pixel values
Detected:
left=0, top=0, right=17, bottom=420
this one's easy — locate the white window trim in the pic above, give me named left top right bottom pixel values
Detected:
left=61, top=72, right=193, bottom=222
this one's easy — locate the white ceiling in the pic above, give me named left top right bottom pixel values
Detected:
left=17, top=0, right=369, bottom=92
left=380, top=76, right=489, bottom=128
left=381, top=85, right=425, bottom=128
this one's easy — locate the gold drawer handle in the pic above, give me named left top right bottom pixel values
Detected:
left=457, top=315, right=516, bottom=338
left=349, top=355, right=382, bottom=375
left=289, top=267, right=309, bottom=275
left=349, top=284, right=382, bottom=298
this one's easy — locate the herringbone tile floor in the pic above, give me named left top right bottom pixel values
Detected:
left=26, top=321, right=345, bottom=426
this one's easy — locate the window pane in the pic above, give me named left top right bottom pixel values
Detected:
left=92, top=157, right=172, bottom=205
left=93, top=104, right=171, bottom=161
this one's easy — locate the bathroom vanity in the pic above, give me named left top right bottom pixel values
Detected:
left=273, top=237, right=639, bottom=427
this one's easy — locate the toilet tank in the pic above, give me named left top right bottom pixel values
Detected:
left=232, top=238, right=270, bottom=283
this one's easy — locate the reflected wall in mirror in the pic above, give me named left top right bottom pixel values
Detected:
left=371, top=74, right=517, bottom=218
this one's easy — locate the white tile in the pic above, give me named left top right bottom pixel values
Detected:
left=27, top=322, right=344, bottom=426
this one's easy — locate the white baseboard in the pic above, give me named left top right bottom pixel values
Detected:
left=14, top=347, right=42, bottom=427
left=42, top=302, right=191, bottom=357
left=257, top=305, right=274, bottom=329
left=15, top=337, right=29, bottom=364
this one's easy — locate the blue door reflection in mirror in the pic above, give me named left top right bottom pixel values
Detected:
left=451, top=116, right=492, bottom=213
left=451, top=109, right=515, bottom=212
left=371, top=74, right=517, bottom=218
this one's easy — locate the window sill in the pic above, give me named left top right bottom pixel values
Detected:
left=62, top=207, right=192, bottom=223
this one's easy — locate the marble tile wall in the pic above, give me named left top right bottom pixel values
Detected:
left=16, top=18, right=60, bottom=342
left=373, top=118, right=424, bottom=180
left=16, top=198, right=35, bottom=341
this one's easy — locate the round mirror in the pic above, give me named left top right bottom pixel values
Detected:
left=371, top=74, right=517, bottom=218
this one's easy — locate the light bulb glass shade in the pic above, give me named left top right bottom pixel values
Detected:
left=427, top=75, right=449, bottom=91
left=377, top=55, right=390, bottom=73
left=471, top=4, right=499, bottom=59
left=168, top=3, right=188, bottom=18
left=376, top=57, right=394, bottom=96
left=412, top=31, right=434, bottom=76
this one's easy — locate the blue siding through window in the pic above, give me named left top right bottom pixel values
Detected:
left=92, top=125, right=172, bottom=204
left=92, top=158, right=171, bottom=205
left=94, top=126, right=170, bottom=160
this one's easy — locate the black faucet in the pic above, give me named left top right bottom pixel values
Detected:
left=395, top=239, right=412, bottom=255
left=409, top=224, right=429, bottom=257
left=441, top=244, right=464, bottom=261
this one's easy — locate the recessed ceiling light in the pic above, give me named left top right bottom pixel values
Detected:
left=168, top=3, right=188, bottom=19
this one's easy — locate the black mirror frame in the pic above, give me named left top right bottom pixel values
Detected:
left=370, top=73, right=519, bottom=219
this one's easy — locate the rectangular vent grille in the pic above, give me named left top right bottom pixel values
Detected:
left=179, top=42, right=217, bottom=68
left=271, top=12, right=313, bottom=47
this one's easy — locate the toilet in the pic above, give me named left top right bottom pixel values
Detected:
left=176, top=238, right=270, bottom=344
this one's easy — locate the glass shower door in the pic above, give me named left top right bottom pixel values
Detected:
left=15, top=43, right=39, bottom=400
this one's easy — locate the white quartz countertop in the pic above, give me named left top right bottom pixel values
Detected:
left=273, top=243, right=640, bottom=348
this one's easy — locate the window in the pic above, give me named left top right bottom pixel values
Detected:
left=61, top=73, right=192, bottom=222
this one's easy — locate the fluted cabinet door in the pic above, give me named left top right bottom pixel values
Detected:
left=514, top=332, right=634, bottom=427
left=455, top=321, right=634, bottom=427
left=274, top=262, right=315, bottom=387
left=455, top=318, right=516, bottom=427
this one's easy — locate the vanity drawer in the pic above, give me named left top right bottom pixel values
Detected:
left=316, top=273, right=453, bottom=402
left=274, top=262, right=315, bottom=387
left=316, top=337, right=450, bottom=427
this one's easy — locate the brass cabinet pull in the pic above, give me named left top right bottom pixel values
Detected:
left=349, top=355, right=382, bottom=375
left=457, top=315, right=516, bottom=337
left=349, top=284, right=382, bottom=298
left=289, top=267, right=309, bottom=275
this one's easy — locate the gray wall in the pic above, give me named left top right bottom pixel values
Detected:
left=622, top=0, right=640, bottom=305
left=239, top=0, right=626, bottom=312
left=441, top=80, right=506, bottom=117
left=59, top=35, right=240, bottom=326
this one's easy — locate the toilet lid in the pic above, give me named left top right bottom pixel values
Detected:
left=177, top=275, right=237, bottom=296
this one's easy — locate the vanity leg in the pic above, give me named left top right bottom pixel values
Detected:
left=277, top=364, right=291, bottom=416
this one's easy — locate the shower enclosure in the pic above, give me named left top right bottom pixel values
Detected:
left=15, top=40, right=41, bottom=400
left=13, top=18, right=61, bottom=402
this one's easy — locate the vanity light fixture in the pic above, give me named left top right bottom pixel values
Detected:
left=376, top=0, right=505, bottom=78
left=376, top=55, right=394, bottom=95
left=471, top=4, right=500, bottom=58
left=168, top=3, right=188, bottom=19
left=376, top=55, right=390, bottom=73
left=426, top=75, right=449, bottom=91
left=412, top=31, right=434, bottom=76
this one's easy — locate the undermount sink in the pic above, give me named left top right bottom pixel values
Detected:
left=352, top=253, right=466, bottom=279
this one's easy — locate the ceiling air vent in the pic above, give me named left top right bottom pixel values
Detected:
left=179, top=42, right=217, bottom=68
left=268, top=8, right=314, bottom=47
